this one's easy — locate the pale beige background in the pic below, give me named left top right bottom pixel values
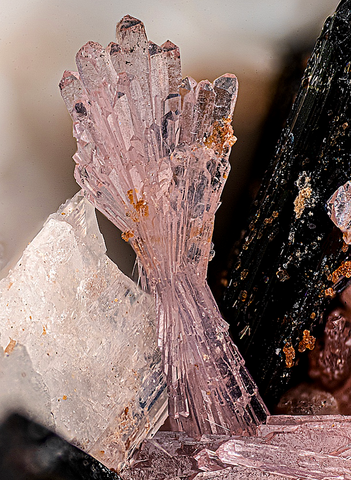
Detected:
left=0, top=0, right=339, bottom=277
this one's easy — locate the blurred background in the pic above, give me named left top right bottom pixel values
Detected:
left=0, top=0, right=340, bottom=283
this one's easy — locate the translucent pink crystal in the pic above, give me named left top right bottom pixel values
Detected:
left=60, top=15, right=268, bottom=436
left=210, top=415, right=351, bottom=478
left=121, top=417, right=351, bottom=479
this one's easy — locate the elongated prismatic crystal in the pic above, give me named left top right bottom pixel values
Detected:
left=60, top=15, right=268, bottom=436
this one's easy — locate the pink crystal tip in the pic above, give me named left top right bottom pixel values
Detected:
left=116, top=15, right=144, bottom=34
left=161, top=40, right=180, bottom=57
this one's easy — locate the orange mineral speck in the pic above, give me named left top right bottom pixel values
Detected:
left=42, top=325, right=47, bottom=335
left=135, top=199, right=149, bottom=217
left=298, top=330, right=316, bottom=353
left=283, top=341, right=295, bottom=368
left=62, top=395, right=67, bottom=400
left=204, top=117, right=236, bottom=156
left=240, top=290, right=248, bottom=302
left=121, top=230, right=134, bottom=242
left=127, top=189, right=134, bottom=205
left=325, top=287, right=335, bottom=298
left=294, top=185, right=312, bottom=219
left=4, top=338, right=16, bottom=355
left=126, top=189, right=149, bottom=218
left=331, top=261, right=351, bottom=284
left=240, top=269, right=249, bottom=281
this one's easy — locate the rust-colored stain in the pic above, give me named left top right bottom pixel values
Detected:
left=127, top=189, right=134, bottom=205
left=240, top=269, right=249, bottom=281
left=262, top=210, right=279, bottom=226
left=62, top=395, right=67, bottom=400
left=126, top=189, right=149, bottom=220
left=325, top=287, right=335, bottom=298
left=283, top=341, right=295, bottom=368
left=204, top=117, right=236, bottom=156
left=298, top=330, right=316, bottom=353
left=294, top=185, right=312, bottom=219
left=240, top=290, right=248, bottom=302
left=121, top=230, right=134, bottom=242
left=330, top=260, right=351, bottom=284
left=135, top=199, right=148, bottom=216
left=4, top=338, right=16, bottom=355
left=42, top=325, right=47, bottom=335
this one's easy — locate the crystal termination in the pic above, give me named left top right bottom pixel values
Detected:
left=60, top=15, right=268, bottom=436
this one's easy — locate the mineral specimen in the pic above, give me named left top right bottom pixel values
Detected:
left=59, top=14, right=268, bottom=437
left=224, top=0, right=351, bottom=407
left=0, top=192, right=167, bottom=471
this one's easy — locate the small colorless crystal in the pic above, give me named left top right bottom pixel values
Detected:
left=327, top=180, right=351, bottom=244
left=0, top=192, right=167, bottom=471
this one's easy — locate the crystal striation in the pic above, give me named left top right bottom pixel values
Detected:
left=223, top=0, right=351, bottom=407
left=123, top=415, right=351, bottom=479
left=0, top=192, right=167, bottom=471
left=59, top=15, right=268, bottom=437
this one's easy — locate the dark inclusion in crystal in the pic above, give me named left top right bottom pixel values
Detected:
left=0, top=413, right=121, bottom=480
left=223, top=0, right=351, bottom=408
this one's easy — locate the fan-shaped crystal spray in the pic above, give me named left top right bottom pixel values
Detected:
left=60, top=15, right=268, bottom=436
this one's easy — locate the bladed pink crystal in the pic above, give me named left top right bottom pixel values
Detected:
left=59, top=15, right=268, bottom=437
left=122, top=416, right=351, bottom=479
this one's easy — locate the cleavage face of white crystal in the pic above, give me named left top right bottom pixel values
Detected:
left=0, top=192, right=167, bottom=471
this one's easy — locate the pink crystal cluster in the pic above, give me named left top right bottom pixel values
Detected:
left=122, top=415, right=351, bottom=479
left=59, top=15, right=268, bottom=437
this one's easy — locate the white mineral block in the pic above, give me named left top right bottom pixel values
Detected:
left=0, top=191, right=167, bottom=471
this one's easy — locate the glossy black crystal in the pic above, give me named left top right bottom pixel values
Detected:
left=0, top=413, right=121, bottom=480
left=224, top=0, right=351, bottom=408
